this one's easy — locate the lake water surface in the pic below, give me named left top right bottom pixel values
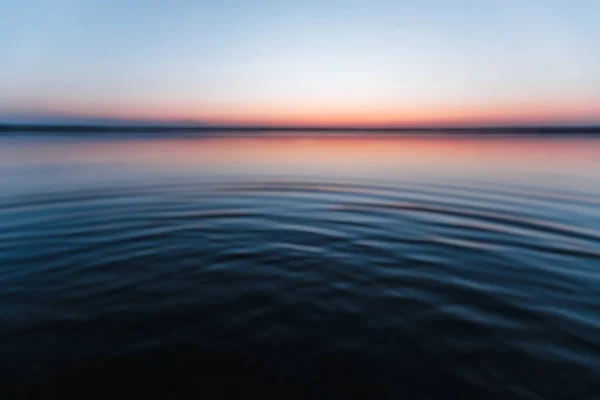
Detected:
left=1, top=133, right=600, bottom=398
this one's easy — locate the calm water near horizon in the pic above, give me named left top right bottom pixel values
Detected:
left=1, top=132, right=600, bottom=398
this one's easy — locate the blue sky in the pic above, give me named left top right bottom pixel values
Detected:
left=1, top=0, right=599, bottom=126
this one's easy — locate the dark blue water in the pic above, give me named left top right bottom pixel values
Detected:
left=1, top=134, right=600, bottom=398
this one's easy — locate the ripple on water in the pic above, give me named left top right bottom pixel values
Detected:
left=1, top=178, right=600, bottom=398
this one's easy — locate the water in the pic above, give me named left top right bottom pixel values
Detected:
left=1, top=133, right=600, bottom=399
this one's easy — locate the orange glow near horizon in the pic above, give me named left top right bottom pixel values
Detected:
left=15, top=97, right=600, bottom=127
left=4, top=2, right=600, bottom=130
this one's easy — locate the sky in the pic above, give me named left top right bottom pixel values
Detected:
left=1, top=0, right=599, bottom=127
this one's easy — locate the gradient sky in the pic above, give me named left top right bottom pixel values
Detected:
left=1, top=0, right=599, bottom=126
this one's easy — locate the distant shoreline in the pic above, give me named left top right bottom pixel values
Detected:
left=1, top=124, right=600, bottom=135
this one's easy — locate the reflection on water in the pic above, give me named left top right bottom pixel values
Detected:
left=1, top=133, right=600, bottom=399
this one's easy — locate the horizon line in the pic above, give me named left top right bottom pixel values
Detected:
left=1, top=122, right=600, bottom=133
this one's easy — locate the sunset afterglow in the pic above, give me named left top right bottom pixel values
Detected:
left=2, top=0, right=599, bottom=127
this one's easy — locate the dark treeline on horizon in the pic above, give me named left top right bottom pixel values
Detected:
left=1, top=124, right=600, bottom=135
